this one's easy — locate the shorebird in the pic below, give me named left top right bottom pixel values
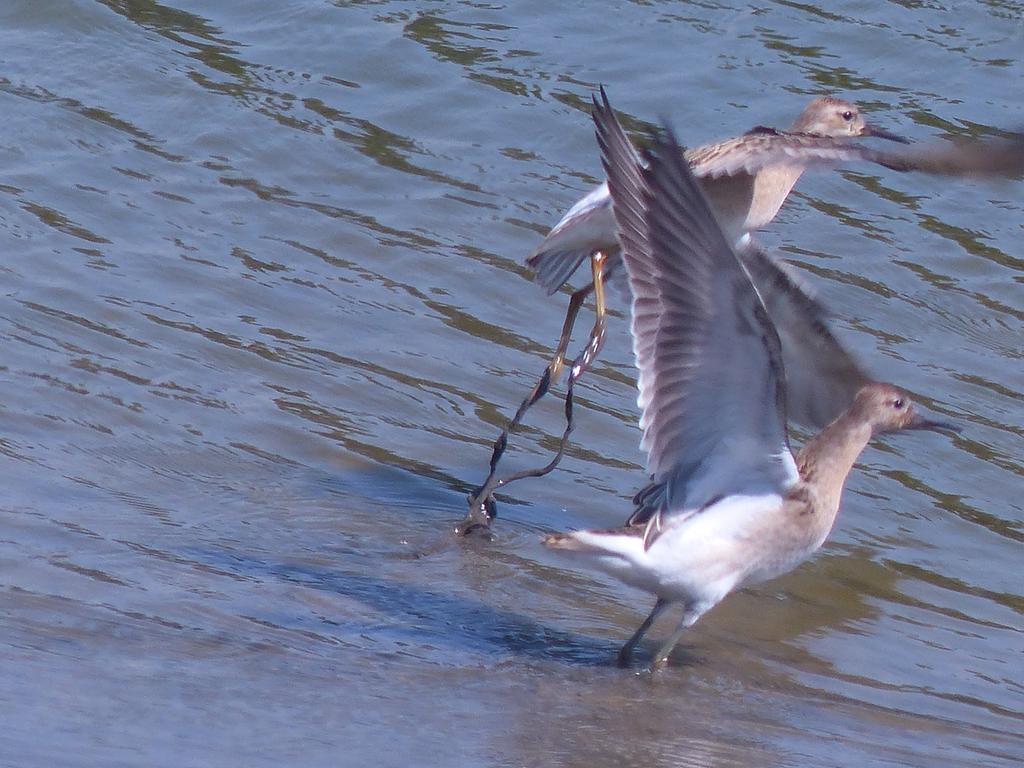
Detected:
left=519, top=98, right=911, bottom=433
left=525, top=96, right=1024, bottom=385
left=527, top=95, right=907, bottom=296
left=541, top=90, right=958, bottom=670
left=458, top=91, right=1021, bottom=535
left=461, top=97, right=911, bottom=534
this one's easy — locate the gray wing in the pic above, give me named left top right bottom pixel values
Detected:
left=736, top=244, right=871, bottom=428
left=626, top=245, right=870, bottom=526
left=686, top=127, right=1024, bottom=179
left=590, top=89, right=657, bottom=412
left=594, top=90, right=798, bottom=512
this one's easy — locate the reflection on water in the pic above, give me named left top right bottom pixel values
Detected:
left=0, top=1, right=1021, bottom=766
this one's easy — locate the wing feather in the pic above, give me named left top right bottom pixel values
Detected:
left=594, top=91, right=797, bottom=513
left=736, top=245, right=871, bottom=428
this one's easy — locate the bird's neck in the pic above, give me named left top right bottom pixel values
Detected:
left=796, top=412, right=874, bottom=517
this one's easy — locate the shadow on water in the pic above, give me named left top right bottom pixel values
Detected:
left=185, top=544, right=627, bottom=667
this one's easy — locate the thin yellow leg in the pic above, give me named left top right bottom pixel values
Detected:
left=548, top=249, right=607, bottom=383
left=458, top=251, right=610, bottom=535
left=548, top=282, right=593, bottom=383
left=591, top=251, right=607, bottom=331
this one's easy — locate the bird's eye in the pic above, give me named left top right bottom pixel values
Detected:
left=892, top=398, right=905, bottom=409
left=842, top=111, right=853, bottom=121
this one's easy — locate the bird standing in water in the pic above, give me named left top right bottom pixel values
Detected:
left=462, top=92, right=1021, bottom=535
left=542, top=90, right=958, bottom=671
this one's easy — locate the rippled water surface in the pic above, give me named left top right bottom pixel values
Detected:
left=1, top=2, right=1022, bottom=766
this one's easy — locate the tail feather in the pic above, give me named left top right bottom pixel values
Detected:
left=544, top=526, right=656, bottom=594
left=526, top=184, right=620, bottom=293
left=526, top=246, right=591, bottom=294
left=543, top=525, right=646, bottom=554
left=542, top=531, right=590, bottom=550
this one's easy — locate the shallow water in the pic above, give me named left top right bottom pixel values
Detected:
left=0, top=1, right=1021, bottom=766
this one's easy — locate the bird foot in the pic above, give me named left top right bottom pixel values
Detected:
left=455, top=492, right=496, bottom=538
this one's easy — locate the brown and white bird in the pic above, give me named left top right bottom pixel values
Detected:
left=526, top=95, right=909, bottom=294
left=459, top=90, right=1019, bottom=536
left=542, top=90, right=958, bottom=671
left=527, top=95, right=1023, bottom=294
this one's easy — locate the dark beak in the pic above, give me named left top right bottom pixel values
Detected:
left=861, top=123, right=911, bottom=144
left=906, top=410, right=960, bottom=435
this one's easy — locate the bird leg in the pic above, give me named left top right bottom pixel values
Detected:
left=648, top=603, right=709, bottom=671
left=617, top=598, right=668, bottom=667
left=548, top=280, right=596, bottom=384
left=457, top=252, right=608, bottom=536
